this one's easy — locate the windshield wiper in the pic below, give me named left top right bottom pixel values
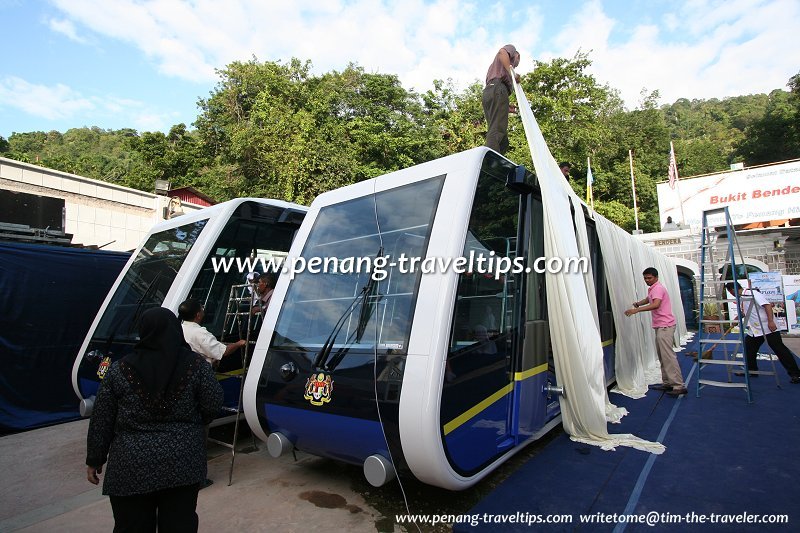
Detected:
left=326, top=273, right=383, bottom=371
left=312, top=247, right=383, bottom=371
left=123, top=268, right=168, bottom=339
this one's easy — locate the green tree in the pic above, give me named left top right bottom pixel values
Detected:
left=512, top=51, right=624, bottom=178
left=594, top=200, right=636, bottom=229
left=423, top=79, right=485, bottom=154
left=124, top=124, right=207, bottom=192
left=8, top=131, right=48, bottom=156
left=735, top=79, right=800, bottom=164
left=599, top=90, right=669, bottom=232
left=2, top=58, right=796, bottom=222
left=195, top=58, right=445, bottom=204
left=662, top=94, right=769, bottom=174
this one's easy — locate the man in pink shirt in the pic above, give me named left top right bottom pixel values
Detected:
left=625, top=267, right=687, bottom=396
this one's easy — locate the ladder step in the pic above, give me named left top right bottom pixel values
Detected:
left=698, top=379, right=748, bottom=388
left=207, top=438, right=235, bottom=449
left=699, top=339, right=742, bottom=344
left=208, top=413, right=240, bottom=427
left=700, top=319, right=738, bottom=324
left=216, top=372, right=245, bottom=379
left=699, top=359, right=744, bottom=366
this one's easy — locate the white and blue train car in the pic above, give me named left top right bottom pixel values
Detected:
left=73, top=198, right=307, bottom=416
left=243, top=148, right=616, bottom=490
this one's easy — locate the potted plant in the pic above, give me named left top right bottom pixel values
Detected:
left=701, top=302, right=721, bottom=333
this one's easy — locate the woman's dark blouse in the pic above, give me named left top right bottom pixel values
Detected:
left=86, top=354, right=223, bottom=496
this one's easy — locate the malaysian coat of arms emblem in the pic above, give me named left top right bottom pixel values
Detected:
left=97, top=356, right=112, bottom=380
left=303, top=372, right=334, bottom=406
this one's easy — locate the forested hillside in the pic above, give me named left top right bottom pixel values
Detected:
left=2, top=55, right=797, bottom=233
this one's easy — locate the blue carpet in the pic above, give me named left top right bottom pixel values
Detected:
left=457, top=338, right=800, bottom=532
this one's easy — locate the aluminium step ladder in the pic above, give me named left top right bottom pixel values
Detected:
left=696, top=207, right=779, bottom=402
left=208, top=281, right=260, bottom=485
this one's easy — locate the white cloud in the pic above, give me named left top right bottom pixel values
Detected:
left=45, top=0, right=799, bottom=109
left=0, top=76, right=172, bottom=132
left=46, top=17, right=87, bottom=43
left=131, top=111, right=174, bottom=132
left=0, top=77, right=94, bottom=119
left=549, top=0, right=799, bottom=107
left=47, top=0, right=535, bottom=92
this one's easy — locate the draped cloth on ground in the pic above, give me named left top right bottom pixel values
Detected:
left=512, top=76, right=664, bottom=454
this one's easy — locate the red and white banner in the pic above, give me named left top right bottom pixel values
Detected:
left=657, top=160, right=800, bottom=228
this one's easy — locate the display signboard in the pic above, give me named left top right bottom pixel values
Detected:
left=784, top=275, right=800, bottom=332
left=727, top=272, right=789, bottom=332
left=749, top=272, right=788, bottom=332
left=657, top=160, right=800, bottom=228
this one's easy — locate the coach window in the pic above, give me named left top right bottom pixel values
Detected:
left=93, top=219, right=208, bottom=342
left=187, top=202, right=301, bottom=338
left=272, top=176, right=444, bottom=356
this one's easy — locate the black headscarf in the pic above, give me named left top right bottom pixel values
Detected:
left=124, top=307, right=193, bottom=399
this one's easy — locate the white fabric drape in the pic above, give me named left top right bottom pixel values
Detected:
left=569, top=197, right=627, bottom=422
left=594, top=215, right=649, bottom=397
left=512, top=78, right=665, bottom=454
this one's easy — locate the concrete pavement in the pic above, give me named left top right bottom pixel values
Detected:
left=0, top=419, right=394, bottom=532
left=3, top=336, right=799, bottom=532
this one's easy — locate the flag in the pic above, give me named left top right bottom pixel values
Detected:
left=586, top=157, right=594, bottom=208
left=668, top=141, right=679, bottom=189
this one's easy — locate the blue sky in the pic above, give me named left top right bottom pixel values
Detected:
left=1, top=0, right=798, bottom=139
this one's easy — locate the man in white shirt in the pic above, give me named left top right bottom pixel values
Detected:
left=725, top=283, right=800, bottom=383
left=178, top=299, right=246, bottom=366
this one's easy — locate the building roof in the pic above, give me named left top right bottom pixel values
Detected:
left=167, top=186, right=217, bottom=207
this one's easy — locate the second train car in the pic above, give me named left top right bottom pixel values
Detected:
left=73, top=198, right=307, bottom=416
left=243, top=148, right=616, bottom=490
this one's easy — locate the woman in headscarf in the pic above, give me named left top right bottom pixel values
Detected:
left=86, top=307, right=223, bottom=532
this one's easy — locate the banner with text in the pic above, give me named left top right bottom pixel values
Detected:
left=657, top=160, right=800, bottom=228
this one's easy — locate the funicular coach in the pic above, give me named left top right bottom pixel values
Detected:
left=243, top=147, right=620, bottom=490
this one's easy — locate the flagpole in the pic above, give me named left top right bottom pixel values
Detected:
left=586, top=156, right=594, bottom=209
left=629, top=149, right=639, bottom=232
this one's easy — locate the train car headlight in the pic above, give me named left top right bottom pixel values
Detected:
left=85, top=349, right=104, bottom=363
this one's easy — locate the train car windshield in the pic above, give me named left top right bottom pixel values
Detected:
left=272, top=176, right=445, bottom=355
left=186, top=202, right=303, bottom=340
left=93, top=219, right=208, bottom=341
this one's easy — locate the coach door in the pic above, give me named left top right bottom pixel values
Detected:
left=440, top=155, right=531, bottom=476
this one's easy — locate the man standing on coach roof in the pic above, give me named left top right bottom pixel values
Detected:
left=625, top=267, right=687, bottom=397
left=483, top=44, right=521, bottom=155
